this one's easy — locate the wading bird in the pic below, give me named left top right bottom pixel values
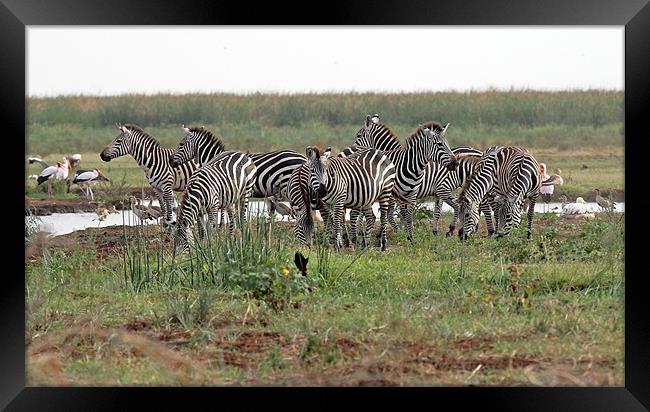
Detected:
left=28, top=156, right=49, bottom=170
left=94, top=204, right=118, bottom=222
left=72, top=168, right=109, bottom=201
left=539, top=164, right=564, bottom=212
left=36, top=157, right=71, bottom=197
left=595, top=189, right=615, bottom=212
left=130, top=196, right=150, bottom=222
left=145, top=196, right=163, bottom=221
left=266, top=195, right=295, bottom=221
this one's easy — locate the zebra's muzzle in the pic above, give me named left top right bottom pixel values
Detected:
left=100, top=152, right=111, bottom=162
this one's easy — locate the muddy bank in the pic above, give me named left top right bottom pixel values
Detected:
left=26, top=187, right=156, bottom=216
left=25, top=198, right=125, bottom=216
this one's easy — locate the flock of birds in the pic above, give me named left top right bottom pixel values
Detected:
left=28, top=154, right=109, bottom=200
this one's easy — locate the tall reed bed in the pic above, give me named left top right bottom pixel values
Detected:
left=29, top=90, right=622, bottom=128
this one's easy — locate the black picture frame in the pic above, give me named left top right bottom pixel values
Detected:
left=5, top=0, right=649, bottom=410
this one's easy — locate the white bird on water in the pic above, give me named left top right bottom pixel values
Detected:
left=560, top=197, right=595, bottom=220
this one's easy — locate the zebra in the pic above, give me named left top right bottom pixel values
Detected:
left=457, top=146, right=541, bottom=240
left=306, top=147, right=396, bottom=251
left=341, top=115, right=459, bottom=240
left=173, top=151, right=257, bottom=253
left=418, top=147, right=497, bottom=236
left=340, top=114, right=402, bottom=157
left=381, top=122, right=458, bottom=241
left=100, top=123, right=196, bottom=226
left=169, top=126, right=306, bottom=218
left=288, top=149, right=372, bottom=247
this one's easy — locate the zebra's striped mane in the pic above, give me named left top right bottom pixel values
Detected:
left=359, top=122, right=402, bottom=149
left=122, top=124, right=161, bottom=148
left=458, top=154, right=482, bottom=163
left=188, top=127, right=226, bottom=152
left=405, top=121, right=444, bottom=148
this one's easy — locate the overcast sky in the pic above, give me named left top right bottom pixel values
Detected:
left=27, top=27, right=623, bottom=96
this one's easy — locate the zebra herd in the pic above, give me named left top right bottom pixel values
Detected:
left=99, top=114, right=542, bottom=253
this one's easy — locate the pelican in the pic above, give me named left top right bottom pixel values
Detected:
left=72, top=168, right=109, bottom=201
left=561, top=197, right=595, bottom=220
left=595, top=189, right=615, bottom=211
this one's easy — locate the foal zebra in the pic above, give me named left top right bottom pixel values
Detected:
left=100, top=123, right=197, bottom=226
left=174, top=151, right=257, bottom=253
left=170, top=126, right=306, bottom=202
left=306, top=147, right=396, bottom=251
left=418, top=147, right=496, bottom=236
left=457, top=146, right=541, bottom=240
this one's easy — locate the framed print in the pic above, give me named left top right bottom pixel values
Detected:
left=5, top=0, right=650, bottom=409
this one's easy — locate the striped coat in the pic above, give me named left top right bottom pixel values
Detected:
left=174, top=151, right=257, bottom=252
left=100, top=123, right=197, bottom=225
left=306, top=147, right=396, bottom=251
left=458, top=146, right=541, bottom=239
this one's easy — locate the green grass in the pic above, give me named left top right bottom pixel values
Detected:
left=25, top=212, right=624, bottom=386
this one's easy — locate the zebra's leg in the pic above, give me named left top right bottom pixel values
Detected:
left=432, top=199, right=442, bottom=235
left=152, top=187, right=170, bottom=227
left=205, top=205, right=221, bottom=236
left=227, top=206, right=237, bottom=235
left=526, top=196, right=537, bottom=239
left=362, top=208, right=375, bottom=249
left=402, top=200, right=415, bottom=242
left=480, top=201, right=495, bottom=236
left=349, top=209, right=360, bottom=246
left=378, top=192, right=391, bottom=251
left=331, top=202, right=344, bottom=252
left=387, top=199, right=399, bottom=232
left=445, top=197, right=461, bottom=237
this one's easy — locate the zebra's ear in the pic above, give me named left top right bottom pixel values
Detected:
left=370, top=114, right=380, bottom=124
left=182, top=125, right=190, bottom=134
left=442, top=123, right=450, bottom=134
left=306, top=147, right=315, bottom=160
left=323, top=147, right=332, bottom=159
left=115, top=122, right=122, bottom=129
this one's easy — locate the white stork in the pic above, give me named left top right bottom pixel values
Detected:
left=72, top=168, right=109, bottom=201
left=36, top=158, right=70, bottom=197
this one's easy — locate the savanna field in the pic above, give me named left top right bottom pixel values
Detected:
left=25, top=91, right=625, bottom=386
